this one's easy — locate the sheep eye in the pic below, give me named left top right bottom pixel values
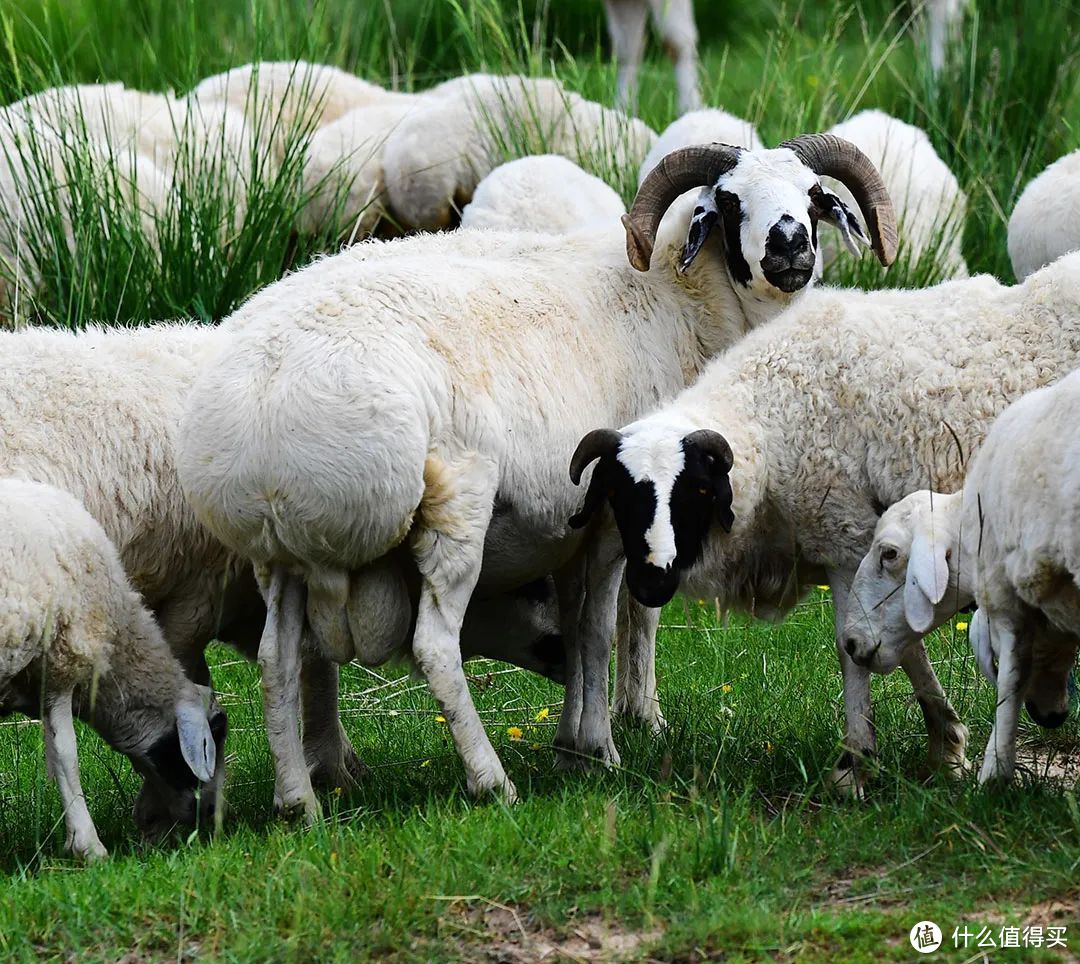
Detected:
left=880, top=546, right=898, bottom=564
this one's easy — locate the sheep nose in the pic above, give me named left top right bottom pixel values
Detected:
left=844, top=637, right=857, bottom=657
left=765, top=217, right=809, bottom=260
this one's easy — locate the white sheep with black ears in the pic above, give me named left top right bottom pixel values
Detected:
left=177, top=134, right=897, bottom=815
left=844, top=366, right=1080, bottom=784
left=0, top=479, right=225, bottom=859
left=569, top=252, right=1080, bottom=791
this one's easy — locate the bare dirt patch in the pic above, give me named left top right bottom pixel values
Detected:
left=436, top=899, right=664, bottom=962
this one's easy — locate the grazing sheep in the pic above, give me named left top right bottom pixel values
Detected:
left=382, top=74, right=654, bottom=231
left=845, top=370, right=1080, bottom=784
left=822, top=110, right=967, bottom=277
left=604, top=0, right=701, bottom=114
left=177, top=135, right=897, bottom=816
left=925, top=0, right=965, bottom=75
left=0, top=478, right=226, bottom=859
left=461, top=155, right=626, bottom=237
left=1008, top=149, right=1080, bottom=281
left=638, top=109, right=765, bottom=185
left=570, top=252, right=1080, bottom=788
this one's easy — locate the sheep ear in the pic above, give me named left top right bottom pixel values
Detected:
left=176, top=696, right=216, bottom=784
left=678, top=187, right=720, bottom=273
left=904, top=527, right=949, bottom=633
left=969, top=607, right=997, bottom=684
left=812, top=187, right=869, bottom=258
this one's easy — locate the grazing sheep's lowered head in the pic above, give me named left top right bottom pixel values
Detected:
left=622, top=133, right=898, bottom=296
left=842, top=489, right=967, bottom=674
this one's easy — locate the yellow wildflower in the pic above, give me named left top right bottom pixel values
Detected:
left=721, top=684, right=733, bottom=694
left=766, top=741, right=774, bottom=754
left=956, top=621, right=969, bottom=631
left=435, top=714, right=446, bottom=724
left=507, top=726, right=524, bottom=741
left=421, top=759, right=431, bottom=767
left=534, top=707, right=550, bottom=723
left=817, top=585, right=830, bottom=591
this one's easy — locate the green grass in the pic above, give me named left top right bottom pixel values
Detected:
left=0, top=0, right=1078, bottom=958
left=2, top=596, right=1077, bottom=959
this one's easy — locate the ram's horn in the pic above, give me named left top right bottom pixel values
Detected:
left=569, top=428, right=623, bottom=484
left=780, top=133, right=899, bottom=266
left=684, top=429, right=733, bottom=471
left=623, top=144, right=744, bottom=272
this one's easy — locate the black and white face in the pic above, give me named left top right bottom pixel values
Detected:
left=569, top=420, right=734, bottom=608
left=679, top=148, right=869, bottom=294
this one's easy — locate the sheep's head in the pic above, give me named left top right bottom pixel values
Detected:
left=623, top=134, right=898, bottom=295
left=568, top=420, right=734, bottom=608
left=843, top=490, right=967, bottom=674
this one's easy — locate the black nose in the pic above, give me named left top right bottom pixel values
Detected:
left=765, top=217, right=809, bottom=260
left=1026, top=700, right=1069, bottom=729
left=844, top=638, right=856, bottom=657
left=626, top=563, right=680, bottom=608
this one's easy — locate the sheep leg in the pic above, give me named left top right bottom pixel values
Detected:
left=828, top=575, right=876, bottom=797
left=573, top=523, right=627, bottom=768
left=257, top=564, right=320, bottom=822
left=647, top=0, right=702, bottom=113
left=978, top=611, right=1027, bottom=786
left=553, top=557, right=586, bottom=766
left=301, top=649, right=368, bottom=789
left=43, top=690, right=107, bottom=860
left=410, top=456, right=514, bottom=801
left=901, top=640, right=970, bottom=778
left=612, top=585, right=666, bottom=733
left=605, top=0, right=649, bottom=112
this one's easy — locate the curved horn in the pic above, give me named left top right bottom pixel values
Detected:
left=780, top=133, right=898, bottom=266
left=569, top=428, right=623, bottom=484
left=623, top=144, right=744, bottom=272
left=684, top=429, right=733, bottom=472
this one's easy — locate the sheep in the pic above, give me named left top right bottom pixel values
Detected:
left=568, top=252, right=1080, bottom=791
left=0, top=322, right=567, bottom=796
left=822, top=109, right=967, bottom=278
left=1008, top=149, right=1080, bottom=282
left=460, top=155, right=626, bottom=238
left=381, top=74, right=654, bottom=231
left=638, top=109, right=765, bottom=185
left=0, top=478, right=226, bottom=859
left=603, top=0, right=701, bottom=115
left=924, top=0, right=965, bottom=75
left=176, top=134, right=898, bottom=817
left=844, top=370, right=1080, bottom=784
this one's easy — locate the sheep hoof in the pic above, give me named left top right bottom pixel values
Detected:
left=307, top=748, right=370, bottom=791
left=70, top=834, right=108, bottom=862
left=612, top=700, right=668, bottom=735
left=827, top=760, right=868, bottom=800
left=274, top=791, right=322, bottom=825
left=553, top=737, right=586, bottom=771
left=467, top=772, right=517, bottom=804
left=977, top=757, right=1015, bottom=788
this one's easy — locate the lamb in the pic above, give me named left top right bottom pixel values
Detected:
left=603, top=0, right=701, bottom=114
left=0, top=322, right=566, bottom=797
left=381, top=74, right=654, bottom=231
left=0, top=478, right=226, bottom=859
left=822, top=110, right=967, bottom=278
left=460, top=155, right=626, bottom=237
left=844, top=370, right=1080, bottom=784
left=569, top=252, right=1080, bottom=790
left=638, top=109, right=765, bottom=185
left=177, top=135, right=897, bottom=817
left=1008, top=150, right=1080, bottom=281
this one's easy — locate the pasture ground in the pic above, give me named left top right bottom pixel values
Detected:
left=0, top=0, right=1078, bottom=959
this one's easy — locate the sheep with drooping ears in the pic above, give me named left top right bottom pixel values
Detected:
left=177, top=134, right=898, bottom=816
left=844, top=367, right=1080, bottom=785
left=570, top=252, right=1080, bottom=792
left=0, top=478, right=226, bottom=859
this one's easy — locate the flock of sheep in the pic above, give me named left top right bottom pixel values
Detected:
left=1, top=44, right=1079, bottom=861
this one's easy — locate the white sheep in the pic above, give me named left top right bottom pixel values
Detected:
left=1008, top=149, right=1080, bottom=281
left=638, top=109, right=765, bottom=185
left=460, top=155, right=626, bottom=237
left=381, top=74, right=654, bottom=231
left=603, top=0, right=701, bottom=115
left=0, top=321, right=567, bottom=795
left=822, top=109, right=967, bottom=277
left=177, top=135, right=898, bottom=816
left=0, top=478, right=225, bottom=859
left=845, top=369, right=1080, bottom=784
left=569, top=252, right=1080, bottom=791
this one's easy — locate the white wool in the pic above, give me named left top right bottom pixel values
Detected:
left=638, top=109, right=764, bottom=185
left=1007, top=149, right=1080, bottom=281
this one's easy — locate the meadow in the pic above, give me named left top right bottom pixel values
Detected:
left=0, top=0, right=1078, bottom=959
